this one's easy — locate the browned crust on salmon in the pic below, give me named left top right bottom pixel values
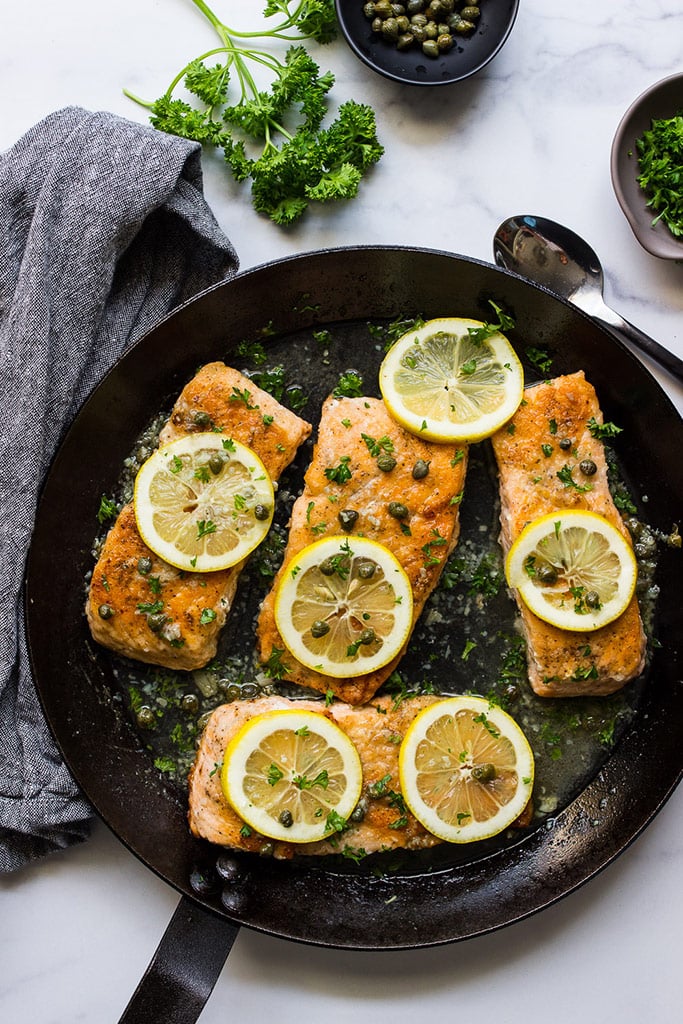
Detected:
left=490, top=371, right=645, bottom=697
left=256, top=396, right=468, bottom=705
left=188, top=695, right=533, bottom=859
left=86, top=363, right=311, bottom=671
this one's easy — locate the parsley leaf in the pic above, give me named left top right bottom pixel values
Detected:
left=124, top=3, right=382, bottom=226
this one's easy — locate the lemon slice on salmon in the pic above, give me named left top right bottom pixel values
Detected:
left=505, top=510, right=638, bottom=631
left=379, top=316, right=524, bottom=443
left=134, top=433, right=274, bottom=572
left=399, top=696, right=534, bottom=844
left=221, top=709, right=363, bottom=843
left=273, top=536, right=413, bottom=678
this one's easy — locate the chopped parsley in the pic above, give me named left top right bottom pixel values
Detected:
left=333, top=370, right=364, bottom=398
left=324, top=456, right=353, bottom=484
left=96, top=494, right=119, bottom=524
left=230, top=386, right=259, bottom=410
left=587, top=416, right=623, bottom=440
left=361, top=433, right=394, bottom=457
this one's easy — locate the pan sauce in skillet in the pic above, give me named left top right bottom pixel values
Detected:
left=90, top=315, right=661, bottom=862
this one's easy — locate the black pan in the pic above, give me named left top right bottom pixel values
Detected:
left=25, top=247, right=683, bottom=1022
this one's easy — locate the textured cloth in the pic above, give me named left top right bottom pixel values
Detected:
left=0, top=107, right=239, bottom=872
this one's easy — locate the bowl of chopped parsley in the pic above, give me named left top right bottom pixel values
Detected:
left=335, top=0, right=519, bottom=87
left=611, top=73, right=683, bottom=260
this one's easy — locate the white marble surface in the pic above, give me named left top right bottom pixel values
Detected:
left=2, top=1, right=682, bottom=1021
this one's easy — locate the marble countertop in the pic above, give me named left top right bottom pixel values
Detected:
left=2, top=2, right=682, bottom=1021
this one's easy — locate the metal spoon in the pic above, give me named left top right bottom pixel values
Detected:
left=493, top=214, right=683, bottom=384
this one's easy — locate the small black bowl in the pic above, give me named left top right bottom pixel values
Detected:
left=335, top=0, right=519, bottom=86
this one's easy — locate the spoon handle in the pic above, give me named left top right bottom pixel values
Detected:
left=594, top=309, right=683, bottom=385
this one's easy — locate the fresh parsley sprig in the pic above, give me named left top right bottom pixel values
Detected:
left=124, top=0, right=383, bottom=225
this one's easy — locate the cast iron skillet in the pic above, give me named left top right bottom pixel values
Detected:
left=25, top=247, right=683, bottom=1023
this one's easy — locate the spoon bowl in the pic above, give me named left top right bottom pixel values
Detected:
left=493, top=215, right=683, bottom=384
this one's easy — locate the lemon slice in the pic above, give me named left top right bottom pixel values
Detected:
left=379, top=316, right=524, bottom=442
left=134, top=432, right=274, bottom=572
left=273, top=536, right=413, bottom=678
left=221, top=708, right=363, bottom=843
left=399, top=696, right=534, bottom=844
left=505, top=510, right=637, bottom=631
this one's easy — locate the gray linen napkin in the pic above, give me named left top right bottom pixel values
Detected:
left=0, top=106, right=239, bottom=872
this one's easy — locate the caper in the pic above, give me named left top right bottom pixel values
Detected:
left=147, top=611, right=167, bottom=633
left=411, top=24, right=427, bottom=42
left=372, top=15, right=383, bottom=30
left=359, top=627, right=376, bottom=645
left=410, top=12, right=428, bottom=25
left=439, top=0, right=454, bottom=11
left=422, top=37, right=439, bottom=56
left=381, top=17, right=399, bottom=41
left=319, top=557, right=337, bottom=576
left=220, top=680, right=242, bottom=701
left=363, top=1, right=376, bottom=16
left=412, top=459, right=430, bottom=479
left=635, top=535, right=657, bottom=559
left=350, top=799, right=368, bottom=823
left=406, top=0, right=423, bottom=12
left=667, top=527, right=682, bottom=549
left=311, top=619, right=331, bottom=638
left=259, top=842, right=275, bottom=857
left=471, top=762, right=497, bottom=782
left=193, top=410, right=211, bottom=427
left=278, top=810, right=294, bottom=828
left=397, top=32, right=414, bottom=48
left=357, top=560, right=376, bottom=579
left=137, top=555, right=153, bottom=575
left=460, top=5, right=480, bottom=18
left=424, top=20, right=438, bottom=38
left=338, top=508, right=359, bottom=531
left=537, top=565, right=558, bottom=585
left=579, top=458, right=597, bottom=476
left=396, top=15, right=410, bottom=31
left=375, top=0, right=393, bottom=14
left=181, top=693, right=200, bottom=715
left=388, top=500, right=409, bottom=519
left=437, top=32, right=453, bottom=51
left=624, top=516, right=643, bottom=538
left=208, top=453, right=225, bottom=475
left=98, top=603, right=114, bottom=620
left=559, top=437, right=572, bottom=450
left=391, top=3, right=405, bottom=13
left=453, top=17, right=475, bottom=33
left=377, top=453, right=397, bottom=472
left=254, top=503, right=271, bottom=521
left=585, top=590, right=601, bottom=609
left=136, top=706, right=156, bottom=730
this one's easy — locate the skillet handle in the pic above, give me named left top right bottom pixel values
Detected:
left=118, top=895, right=240, bottom=1024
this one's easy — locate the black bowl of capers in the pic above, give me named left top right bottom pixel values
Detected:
left=335, top=0, right=519, bottom=86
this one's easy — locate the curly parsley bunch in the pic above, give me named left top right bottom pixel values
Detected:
left=126, top=0, right=383, bottom=225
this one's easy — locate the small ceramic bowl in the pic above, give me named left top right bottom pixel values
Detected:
left=334, top=0, right=519, bottom=87
left=610, top=73, right=683, bottom=260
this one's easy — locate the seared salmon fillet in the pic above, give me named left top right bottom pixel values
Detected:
left=188, top=695, right=532, bottom=859
left=86, top=363, right=311, bottom=671
left=257, top=396, right=468, bottom=705
left=490, top=371, right=645, bottom=697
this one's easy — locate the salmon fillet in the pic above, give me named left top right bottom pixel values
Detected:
left=257, top=396, right=468, bottom=705
left=188, top=695, right=533, bottom=859
left=490, top=371, right=645, bottom=697
left=86, top=363, right=311, bottom=671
